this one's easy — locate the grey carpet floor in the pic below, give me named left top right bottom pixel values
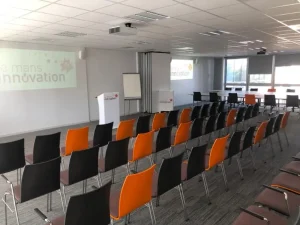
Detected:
left=0, top=111, right=299, bottom=225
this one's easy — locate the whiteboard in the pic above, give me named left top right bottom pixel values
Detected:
left=123, top=73, right=141, bottom=99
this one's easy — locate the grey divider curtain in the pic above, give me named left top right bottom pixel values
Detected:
left=138, top=52, right=152, bottom=113
left=248, top=55, right=273, bottom=74
left=275, top=54, right=300, bottom=66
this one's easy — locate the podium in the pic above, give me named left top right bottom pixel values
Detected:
left=152, top=90, right=174, bottom=112
left=97, top=92, right=120, bottom=129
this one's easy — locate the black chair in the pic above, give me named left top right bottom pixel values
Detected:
left=205, top=115, right=217, bottom=144
left=228, top=93, right=239, bottom=108
left=152, top=152, right=188, bottom=221
left=225, top=87, right=232, bottom=91
left=264, top=117, right=276, bottom=157
left=190, top=118, right=204, bottom=145
left=216, top=112, right=227, bottom=137
left=244, top=106, right=253, bottom=121
left=91, top=122, right=113, bottom=151
left=235, top=107, right=246, bottom=131
left=2, top=157, right=63, bottom=225
left=25, top=132, right=60, bottom=164
left=152, top=126, right=172, bottom=163
left=191, top=106, right=201, bottom=121
left=226, top=131, right=244, bottom=180
left=60, top=146, right=100, bottom=207
left=209, top=92, right=219, bottom=102
left=200, top=104, right=210, bottom=118
left=273, top=114, right=284, bottom=152
left=250, top=88, right=258, bottom=92
left=35, top=181, right=111, bottom=225
left=181, top=145, right=211, bottom=204
left=193, top=92, right=202, bottom=105
left=166, top=110, right=179, bottom=127
left=99, top=138, right=129, bottom=184
left=286, top=95, right=299, bottom=111
left=252, top=103, right=260, bottom=118
left=235, top=88, right=242, bottom=91
left=264, top=95, right=276, bottom=112
left=136, top=115, right=151, bottom=136
left=287, top=89, right=296, bottom=93
left=209, top=102, right=218, bottom=116
left=218, top=101, right=226, bottom=113
left=241, top=126, right=256, bottom=170
left=0, top=139, right=25, bottom=185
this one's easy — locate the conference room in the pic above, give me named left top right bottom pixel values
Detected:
left=1, top=0, right=300, bottom=224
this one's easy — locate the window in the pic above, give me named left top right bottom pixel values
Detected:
left=249, top=74, right=271, bottom=84
left=226, top=58, right=247, bottom=84
left=275, top=66, right=300, bottom=84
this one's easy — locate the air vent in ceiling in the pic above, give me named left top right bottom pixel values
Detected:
left=55, top=31, right=87, bottom=37
left=32, top=37, right=53, bottom=42
left=122, top=46, right=135, bottom=49
left=126, top=11, right=169, bottom=23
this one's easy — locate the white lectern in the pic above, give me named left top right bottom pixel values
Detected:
left=97, top=92, right=120, bottom=129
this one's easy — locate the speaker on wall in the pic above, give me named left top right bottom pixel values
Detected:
left=78, top=48, right=86, bottom=60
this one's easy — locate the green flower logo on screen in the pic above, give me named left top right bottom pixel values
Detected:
left=60, top=59, right=73, bottom=73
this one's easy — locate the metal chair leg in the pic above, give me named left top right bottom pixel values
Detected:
left=46, top=193, right=49, bottom=212
left=201, top=172, right=211, bottom=204
left=220, top=162, right=229, bottom=191
left=178, top=184, right=189, bottom=221
left=12, top=193, right=20, bottom=225
left=4, top=194, right=7, bottom=225
left=111, top=218, right=114, bottom=225
left=277, top=132, right=283, bottom=152
left=112, top=169, right=115, bottom=184
left=156, top=196, right=160, bottom=207
left=284, top=129, right=289, bottom=146
left=134, top=160, right=138, bottom=172
left=150, top=201, right=156, bottom=224
left=236, top=157, right=244, bottom=180
left=269, top=136, right=275, bottom=157
left=126, top=163, right=131, bottom=175
left=97, top=174, right=101, bottom=187
left=62, top=185, right=67, bottom=208
left=58, top=189, right=65, bottom=213
left=249, top=146, right=257, bottom=171
left=168, top=146, right=173, bottom=157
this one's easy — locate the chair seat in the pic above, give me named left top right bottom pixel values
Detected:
left=110, top=189, right=121, bottom=219
left=46, top=216, right=65, bottom=225
left=98, top=157, right=106, bottom=172
left=255, top=188, right=300, bottom=216
left=25, top=154, right=34, bottom=164
left=232, top=205, right=287, bottom=225
left=60, top=170, right=69, bottom=185
left=272, top=172, right=300, bottom=194
left=8, top=185, right=21, bottom=202
left=283, top=161, right=300, bottom=174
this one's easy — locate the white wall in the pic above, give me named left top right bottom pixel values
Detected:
left=86, top=48, right=138, bottom=121
left=171, top=57, right=214, bottom=106
left=0, top=41, right=89, bottom=137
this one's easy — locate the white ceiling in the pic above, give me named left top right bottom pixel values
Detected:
left=1, top=0, right=300, bottom=57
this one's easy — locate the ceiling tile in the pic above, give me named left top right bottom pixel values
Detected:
left=153, top=4, right=199, bottom=17
left=152, top=18, right=189, bottom=27
left=176, top=11, right=219, bottom=22
left=266, top=4, right=300, bottom=16
left=23, top=12, right=66, bottom=23
left=186, top=0, right=239, bottom=10
left=8, top=0, right=50, bottom=11
left=105, top=18, right=132, bottom=25
left=122, top=0, right=176, bottom=10
left=274, top=13, right=300, bottom=22
left=31, top=27, right=62, bottom=34
left=240, top=0, right=299, bottom=11
left=39, top=4, right=87, bottom=17
left=58, top=18, right=96, bottom=27
left=97, top=4, right=143, bottom=17
left=57, top=0, right=114, bottom=10
left=0, top=7, right=30, bottom=17
left=208, top=3, right=257, bottom=17
left=0, top=23, right=33, bottom=31
left=42, top=23, right=80, bottom=31
left=0, top=15, right=15, bottom=23
left=75, top=12, right=118, bottom=23
left=9, top=18, right=50, bottom=27
left=86, top=23, right=112, bottom=30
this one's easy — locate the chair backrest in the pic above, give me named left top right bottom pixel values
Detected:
left=286, top=95, right=299, bottom=108
left=65, top=127, right=89, bottom=156
left=209, top=102, right=218, bottom=116
left=174, top=121, right=192, bottom=145
left=131, top=131, right=154, bottom=161
left=228, top=93, right=238, bottom=104
left=216, top=112, right=227, bottom=130
left=281, top=111, right=290, bottom=129
left=242, top=126, right=256, bottom=150
left=264, top=95, right=276, bottom=106
left=207, top=135, right=230, bottom=169
left=200, top=104, right=210, bottom=118
left=252, top=103, right=260, bottom=117
left=245, top=94, right=256, bottom=105
left=287, top=89, right=296, bottom=93
left=65, top=181, right=111, bottom=225
left=254, top=121, right=268, bottom=144
left=218, top=101, right=226, bottom=113
left=186, top=145, right=207, bottom=180
left=268, top=88, right=276, bottom=92
left=227, top=131, right=244, bottom=158
left=179, top=108, right=192, bottom=124
left=226, top=109, right=237, bottom=127
left=236, top=107, right=246, bottom=123
left=156, top=126, right=172, bottom=153
left=191, top=117, right=204, bottom=139
left=104, top=138, right=129, bottom=172
left=93, top=122, right=113, bottom=148
left=136, top=115, right=151, bottom=136
left=167, top=110, right=179, bottom=127
left=225, top=87, right=232, bottom=91
left=20, top=157, right=61, bottom=203
left=193, top=92, right=202, bottom=101
left=250, top=88, right=258, bottom=92
left=191, top=106, right=201, bottom=121
left=118, top=165, right=156, bottom=218
left=116, top=119, right=135, bottom=140
left=156, top=153, right=184, bottom=196
left=152, top=112, right=166, bottom=131
left=68, top=146, right=99, bottom=185
left=205, top=115, right=217, bottom=134
left=209, top=92, right=219, bottom=102
left=265, top=117, right=276, bottom=138
left=244, top=105, right=253, bottom=120
left=274, top=114, right=284, bottom=133
left=235, top=88, right=242, bottom=91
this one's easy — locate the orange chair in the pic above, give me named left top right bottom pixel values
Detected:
left=226, top=109, right=237, bottom=133
left=202, top=135, right=230, bottom=203
left=128, top=131, right=154, bottom=171
left=116, top=119, right=135, bottom=141
left=152, top=112, right=166, bottom=131
left=268, top=88, right=276, bottom=92
left=281, top=111, right=290, bottom=146
left=245, top=94, right=256, bottom=105
left=170, top=121, right=192, bottom=156
left=253, top=121, right=268, bottom=145
left=110, top=165, right=156, bottom=225
left=179, top=108, right=192, bottom=124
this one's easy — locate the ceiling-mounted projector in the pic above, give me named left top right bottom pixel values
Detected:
left=257, top=48, right=267, bottom=55
left=109, top=23, right=137, bottom=36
